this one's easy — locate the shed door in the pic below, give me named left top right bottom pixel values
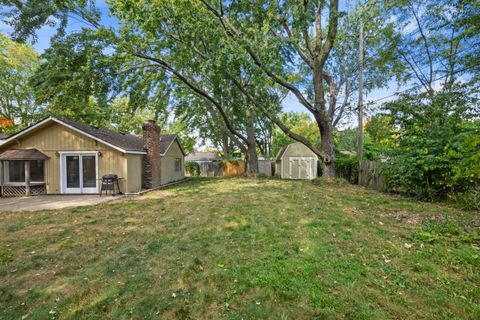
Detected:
left=288, top=157, right=316, bottom=179
left=288, top=158, right=300, bottom=179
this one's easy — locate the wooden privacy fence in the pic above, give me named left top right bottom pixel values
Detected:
left=358, top=161, right=386, bottom=191
left=196, top=160, right=246, bottom=177
left=223, top=160, right=245, bottom=177
left=198, top=162, right=222, bottom=177
left=193, top=160, right=275, bottom=177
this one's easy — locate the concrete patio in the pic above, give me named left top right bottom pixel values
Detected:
left=0, top=195, right=125, bottom=212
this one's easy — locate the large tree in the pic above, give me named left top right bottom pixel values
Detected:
left=0, top=32, right=40, bottom=129
left=1, top=0, right=401, bottom=177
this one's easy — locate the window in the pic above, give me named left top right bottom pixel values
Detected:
left=30, top=160, right=45, bottom=182
left=6, top=161, right=25, bottom=183
left=3, top=160, right=45, bottom=184
left=174, top=158, right=182, bottom=172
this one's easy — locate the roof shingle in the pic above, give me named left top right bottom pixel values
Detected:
left=0, top=149, right=49, bottom=160
left=0, top=117, right=182, bottom=155
left=59, top=118, right=144, bottom=152
left=59, top=118, right=178, bottom=154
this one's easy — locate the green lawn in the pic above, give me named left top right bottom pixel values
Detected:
left=0, top=178, right=478, bottom=319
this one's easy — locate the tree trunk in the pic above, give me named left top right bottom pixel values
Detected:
left=222, top=135, right=230, bottom=159
left=318, top=118, right=336, bottom=179
left=246, top=107, right=259, bottom=174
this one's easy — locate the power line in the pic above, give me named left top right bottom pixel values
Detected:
left=363, top=63, right=480, bottom=107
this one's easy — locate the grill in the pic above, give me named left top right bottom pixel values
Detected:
left=100, top=174, right=122, bottom=196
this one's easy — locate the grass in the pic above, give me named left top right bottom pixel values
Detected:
left=0, top=177, right=479, bottom=319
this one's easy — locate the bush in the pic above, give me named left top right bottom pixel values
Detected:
left=335, top=156, right=359, bottom=184
left=449, top=186, right=480, bottom=211
left=185, top=161, right=200, bottom=176
left=381, top=88, right=480, bottom=208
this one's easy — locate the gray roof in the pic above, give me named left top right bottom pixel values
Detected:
left=0, top=117, right=183, bottom=155
left=185, top=151, right=221, bottom=161
left=59, top=118, right=144, bottom=152
left=159, top=134, right=178, bottom=155
left=0, top=148, right=49, bottom=160
left=61, top=119, right=181, bottom=155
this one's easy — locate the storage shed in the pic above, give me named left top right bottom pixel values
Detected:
left=275, top=142, right=318, bottom=180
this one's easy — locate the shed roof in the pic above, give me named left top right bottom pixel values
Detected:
left=275, top=146, right=287, bottom=161
left=0, top=149, right=49, bottom=160
left=275, top=142, right=317, bottom=161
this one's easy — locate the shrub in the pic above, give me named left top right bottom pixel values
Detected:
left=185, top=161, right=200, bottom=176
left=335, top=156, right=359, bottom=184
left=381, top=88, right=480, bottom=208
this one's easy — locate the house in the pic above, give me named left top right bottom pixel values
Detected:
left=0, top=117, right=185, bottom=196
left=185, top=151, right=222, bottom=162
left=275, top=142, right=318, bottom=180
left=185, top=151, right=222, bottom=176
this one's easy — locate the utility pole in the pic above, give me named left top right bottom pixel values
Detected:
left=357, top=20, right=364, bottom=162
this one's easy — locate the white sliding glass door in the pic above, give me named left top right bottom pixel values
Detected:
left=61, top=153, right=98, bottom=194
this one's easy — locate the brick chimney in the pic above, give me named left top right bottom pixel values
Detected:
left=142, top=120, right=161, bottom=189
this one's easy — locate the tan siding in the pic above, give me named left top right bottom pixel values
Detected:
left=126, top=154, right=142, bottom=193
left=160, top=140, right=184, bottom=185
left=0, top=122, right=129, bottom=194
left=280, top=142, right=317, bottom=180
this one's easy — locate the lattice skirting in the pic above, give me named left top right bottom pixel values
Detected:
left=1, top=185, right=46, bottom=197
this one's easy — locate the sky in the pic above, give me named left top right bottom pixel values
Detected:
left=0, top=0, right=401, bottom=129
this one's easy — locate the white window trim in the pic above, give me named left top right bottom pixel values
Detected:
left=59, top=151, right=99, bottom=194
left=174, top=158, right=183, bottom=172
left=2, top=160, right=46, bottom=185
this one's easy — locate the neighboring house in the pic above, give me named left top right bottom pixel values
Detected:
left=185, top=151, right=222, bottom=162
left=0, top=117, right=185, bottom=197
left=275, top=142, right=318, bottom=180
left=185, top=151, right=223, bottom=176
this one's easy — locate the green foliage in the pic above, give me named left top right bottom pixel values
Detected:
left=30, top=30, right=116, bottom=126
left=0, top=0, right=99, bottom=43
left=335, top=128, right=383, bottom=161
left=163, top=120, right=196, bottom=155
left=0, top=33, right=40, bottom=129
left=365, top=115, right=395, bottom=147
left=184, top=161, right=200, bottom=177
left=272, top=112, right=320, bottom=157
left=381, top=86, right=480, bottom=209
left=336, top=155, right=359, bottom=184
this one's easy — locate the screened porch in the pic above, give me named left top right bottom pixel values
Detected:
left=0, top=149, right=49, bottom=197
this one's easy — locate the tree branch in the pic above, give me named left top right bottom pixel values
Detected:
left=281, top=21, right=314, bottom=68
left=229, top=76, right=329, bottom=161
left=199, top=0, right=316, bottom=113
left=130, top=51, right=249, bottom=145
